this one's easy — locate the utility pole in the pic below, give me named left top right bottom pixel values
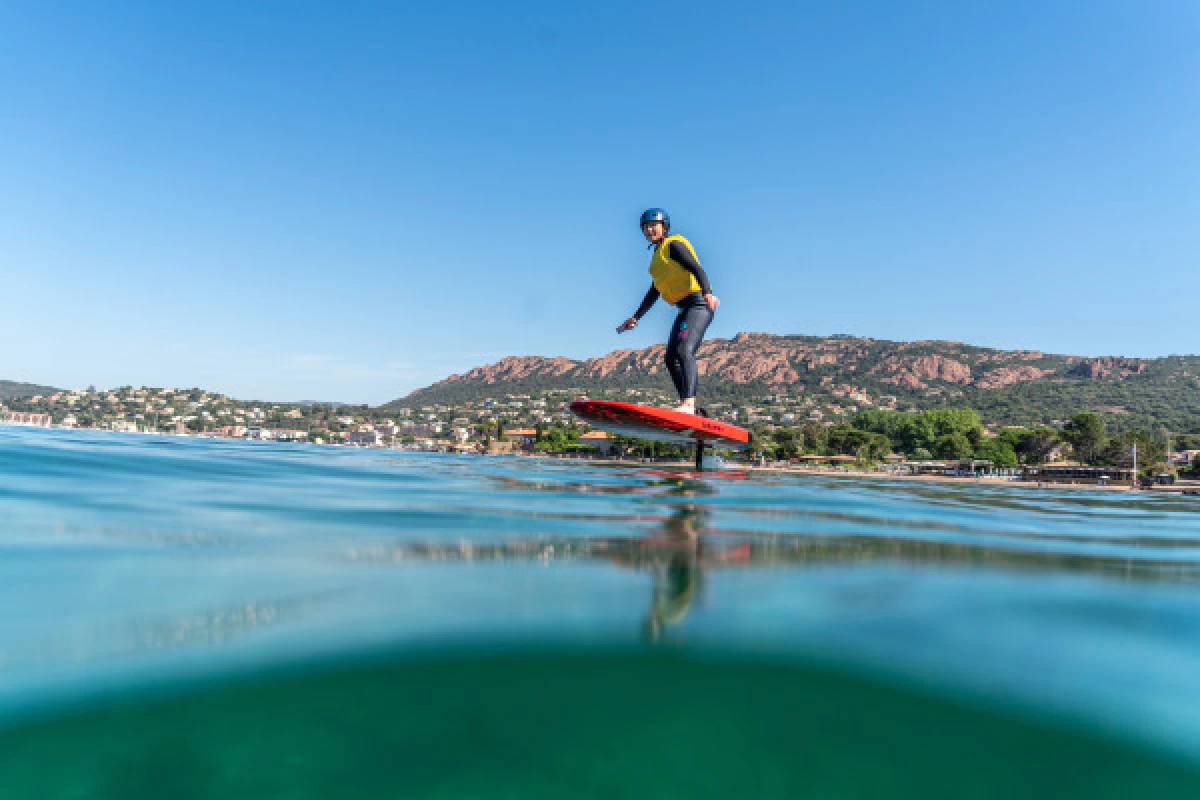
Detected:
left=1132, top=441, right=1138, bottom=489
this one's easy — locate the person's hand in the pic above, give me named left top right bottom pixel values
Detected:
left=616, top=317, right=638, bottom=334
left=704, top=293, right=720, bottom=313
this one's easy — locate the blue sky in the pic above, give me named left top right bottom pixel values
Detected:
left=2, top=1, right=1197, bottom=404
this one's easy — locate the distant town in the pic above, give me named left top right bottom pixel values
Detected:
left=0, top=382, right=908, bottom=455
left=0, top=384, right=651, bottom=452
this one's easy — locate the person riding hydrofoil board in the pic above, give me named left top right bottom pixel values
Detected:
left=617, top=208, right=720, bottom=415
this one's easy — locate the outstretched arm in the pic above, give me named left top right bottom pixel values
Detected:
left=618, top=286, right=660, bottom=333
left=633, top=286, right=660, bottom=320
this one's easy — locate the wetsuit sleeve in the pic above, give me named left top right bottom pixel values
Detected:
left=669, top=240, right=712, bottom=294
left=633, top=286, right=659, bottom=320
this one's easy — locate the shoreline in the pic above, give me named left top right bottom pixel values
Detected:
left=521, top=453, right=1200, bottom=495
left=6, top=425, right=1196, bottom=496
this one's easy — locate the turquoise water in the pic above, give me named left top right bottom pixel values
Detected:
left=3, top=426, right=1200, bottom=797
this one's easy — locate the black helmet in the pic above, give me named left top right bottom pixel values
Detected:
left=639, top=208, right=670, bottom=232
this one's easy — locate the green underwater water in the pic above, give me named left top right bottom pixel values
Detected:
left=5, top=427, right=1200, bottom=797
left=1, top=647, right=1197, bottom=799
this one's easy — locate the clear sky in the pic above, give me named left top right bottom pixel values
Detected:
left=2, top=1, right=1197, bottom=404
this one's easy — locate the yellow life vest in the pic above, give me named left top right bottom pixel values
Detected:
left=648, top=234, right=703, bottom=304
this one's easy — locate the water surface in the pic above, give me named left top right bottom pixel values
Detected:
left=2, top=427, right=1199, bottom=797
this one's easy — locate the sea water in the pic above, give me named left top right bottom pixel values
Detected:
left=2, top=426, right=1200, bottom=797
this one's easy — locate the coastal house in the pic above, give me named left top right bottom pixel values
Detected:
left=944, top=459, right=993, bottom=477
left=1044, top=445, right=1069, bottom=462
left=0, top=412, right=51, bottom=427
left=503, top=428, right=538, bottom=449
left=1022, top=465, right=1135, bottom=486
left=904, top=460, right=994, bottom=477
left=579, top=430, right=617, bottom=457
left=346, top=430, right=383, bottom=446
left=408, top=424, right=439, bottom=438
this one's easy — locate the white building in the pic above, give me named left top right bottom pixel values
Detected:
left=347, top=430, right=382, bottom=446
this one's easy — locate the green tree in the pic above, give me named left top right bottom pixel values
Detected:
left=1100, top=431, right=1166, bottom=473
left=995, top=427, right=1030, bottom=451
left=865, top=433, right=892, bottom=460
left=935, top=432, right=973, bottom=459
left=748, top=429, right=778, bottom=460
left=995, top=427, right=1060, bottom=465
left=772, top=429, right=802, bottom=460
left=925, top=408, right=984, bottom=439
left=536, top=428, right=571, bottom=452
left=853, top=410, right=909, bottom=441
left=1021, top=428, right=1061, bottom=465
left=828, top=425, right=890, bottom=460
left=972, top=437, right=1018, bottom=468
left=1062, top=411, right=1107, bottom=465
left=800, top=423, right=829, bottom=455
left=855, top=408, right=980, bottom=457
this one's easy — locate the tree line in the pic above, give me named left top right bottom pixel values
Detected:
left=521, top=406, right=1194, bottom=476
left=751, top=408, right=1186, bottom=474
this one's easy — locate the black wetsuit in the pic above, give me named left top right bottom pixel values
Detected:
left=632, top=240, right=714, bottom=401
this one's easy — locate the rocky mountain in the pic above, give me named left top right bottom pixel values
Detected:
left=386, top=334, right=1200, bottom=433
left=0, top=380, right=60, bottom=401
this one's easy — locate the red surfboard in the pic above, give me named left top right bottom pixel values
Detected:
left=569, top=400, right=750, bottom=448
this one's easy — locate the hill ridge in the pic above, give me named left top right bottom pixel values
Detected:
left=0, top=380, right=61, bottom=401
left=384, top=333, right=1200, bottom=433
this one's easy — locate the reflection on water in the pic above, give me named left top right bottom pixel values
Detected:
left=642, top=506, right=704, bottom=641
left=3, top=426, right=1200, bottom=774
